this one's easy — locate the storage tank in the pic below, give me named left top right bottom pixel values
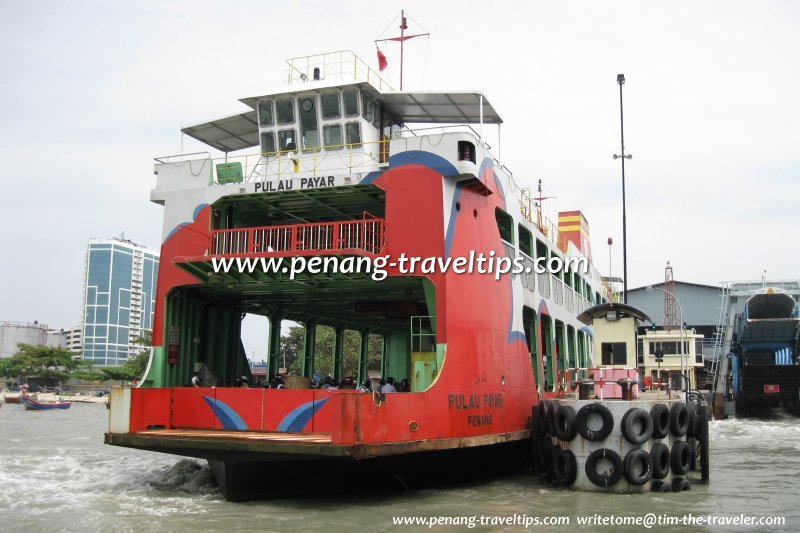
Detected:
left=0, top=321, right=49, bottom=358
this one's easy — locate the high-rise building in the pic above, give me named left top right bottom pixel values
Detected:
left=63, top=325, right=82, bottom=353
left=81, top=237, right=159, bottom=365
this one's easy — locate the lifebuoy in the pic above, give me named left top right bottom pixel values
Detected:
left=554, top=404, right=577, bottom=441
left=576, top=403, right=614, bottom=441
left=621, top=408, right=654, bottom=444
left=670, top=403, right=690, bottom=437
left=672, top=478, right=691, bottom=492
left=650, top=442, right=671, bottom=479
left=671, top=440, right=691, bottom=475
left=552, top=449, right=578, bottom=486
left=585, top=448, right=623, bottom=488
left=623, top=449, right=653, bottom=485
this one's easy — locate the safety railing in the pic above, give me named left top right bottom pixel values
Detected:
left=520, top=254, right=535, bottom=291
left=552, top=275, right=564, bottom=306
left=565, top=287, right=574, bottom=313
left=284, top=50, right=394, bottom=92
left=203, top=140, right=389, bottom=186
left=210, top=213, right=385, bottom=256
left=538, top=272, right=551, bottom=299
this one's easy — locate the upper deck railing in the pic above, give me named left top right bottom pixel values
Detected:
left=210, top=213, right=385, bottom=257
left=284, top=50, right=394, bottom=92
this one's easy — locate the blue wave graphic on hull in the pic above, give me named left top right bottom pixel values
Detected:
left=277, top=398, right=329, bottom=432
left=202, top=396, right=248, bottom=430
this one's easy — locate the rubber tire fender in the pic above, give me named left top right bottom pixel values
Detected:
left=650, top=403, right=671, bottom=439
left=650, top=442, right=671, bottom=479
left=623, top=448, right=654, bottom=486
left=576, top=403, right=615, bottom=441
left=651, top=480, right=672, bottom=493
left=621, top=407, right=654, bottom=444
left=537, top=400, right=549, bottom=436
left=671, top=440, right=691, bottom=475
left=672, top=477, right=691, bottom=492
left=545, top=401, right=557, bottom=437
left=686, top=404, right=698, bottom=438
left=554, top=404, right=577, bottom=441
left=670, top=402, right=690, bottom=437
left=538, top=438, right=554, bottom=475
left=584, top=448, right=623, bottom=488
left=552, top=449, right=578, bottom=486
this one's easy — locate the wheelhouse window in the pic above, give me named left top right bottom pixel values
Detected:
left=518, top=224, right=533, bottom=257
left=323, top=124, right=343, bottom=148
left=258, top=100, right=273, bottom=127
left=298, top=96, right=320, bottom=150
left=260, top=132, right=276, bottom=154
left=371, top=101, right=381, bottom=128
left=495, top=208, right=514, bottom=244
left=345, top=121, right=361, bottom=146
left=361, top=92, right=372, bottom=122
left=278, top=129, right=297, bottom=151
left=343, top=89, right=359, bottom=117
left=321, top=93, right=340, bottom=120
left=276, top=98, right=295, bottom=125
left=536, top=239, right=548, bottom=262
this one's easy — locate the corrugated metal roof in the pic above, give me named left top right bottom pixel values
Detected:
left=626, top=282, right=722, bottom=327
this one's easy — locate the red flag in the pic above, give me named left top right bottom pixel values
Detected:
left=377, top=49, right=388, bottom=71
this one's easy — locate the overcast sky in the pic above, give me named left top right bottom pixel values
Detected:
left=1, top=1, right=798, bottom=344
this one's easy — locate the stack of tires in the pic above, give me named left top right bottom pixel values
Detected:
left=532, top=399, right=706, bottom=493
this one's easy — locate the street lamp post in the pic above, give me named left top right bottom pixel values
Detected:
left=613, top=74, right=632, bottom=303
left=647, top=286, right=686, bottom=392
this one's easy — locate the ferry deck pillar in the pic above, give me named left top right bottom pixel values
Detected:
left=358, top=330, right=370, bottom=384
left=302, top=319, right=317, bottom=379
left=268, top=314, right=282, bottom=378
left=333, top=324, right=345, bottom=380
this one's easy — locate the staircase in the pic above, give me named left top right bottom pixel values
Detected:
left=708, top=282, right=731, bottom=392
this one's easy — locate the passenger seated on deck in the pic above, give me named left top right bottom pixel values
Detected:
left=237, top=376, right=249, bottom=388
left=400, top=378, right=410, bottom=392
left=191, top=376, right=200, bottom=388
left=327, top=379, right=339, bottom=390
left=272, top=375, right=287, bottom=389
left=381, top=377, right=397, bottom=393
left=357, top=379, right=372, bottom=392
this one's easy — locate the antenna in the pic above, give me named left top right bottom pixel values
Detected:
left=532, top=178, right=555, bottom=233
left=375, top=10, right=430, bottom=90
left=664, top=262, right=679, bottom=330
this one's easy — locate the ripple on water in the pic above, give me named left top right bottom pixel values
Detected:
left=2, top=404, right=800, bottom=532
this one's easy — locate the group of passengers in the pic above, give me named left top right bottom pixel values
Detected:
left=191, top=373, right=411, bottom=391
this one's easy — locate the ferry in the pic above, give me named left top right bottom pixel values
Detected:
left=105, top=51, right=617, bottom=500
left=730, top=289, right=800, bottom=415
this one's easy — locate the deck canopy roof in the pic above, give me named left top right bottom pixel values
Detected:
left=181, top=111, right=259, bottom=153
left=577, top=302, right=652, bottom=326
left=181, top=87, right=502, bottom=153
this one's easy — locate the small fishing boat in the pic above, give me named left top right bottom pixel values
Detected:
left=21, top=392, right=72, bottom=411
left=4, top=394, right=22, bottom=404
